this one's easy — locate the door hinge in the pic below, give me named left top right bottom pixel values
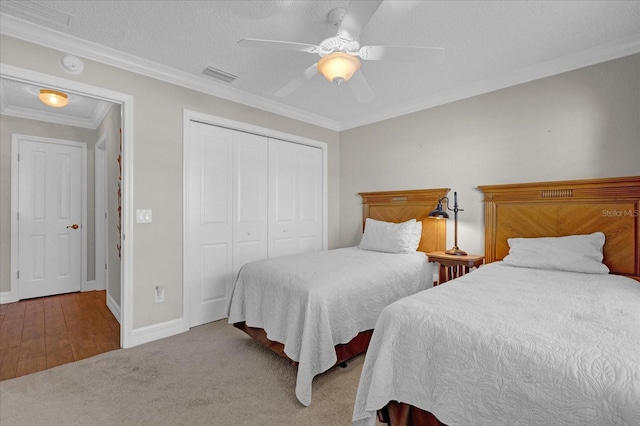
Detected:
left=17, top=271, right=19, bottom=279
left=17, top=153, right=20, bottom=162
left=105, top=263, right=107, bottom=270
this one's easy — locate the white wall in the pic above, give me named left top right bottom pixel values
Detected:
left=339, top=54, right=640, bottom=255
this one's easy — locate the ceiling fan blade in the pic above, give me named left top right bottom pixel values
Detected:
left=348, top=70, right=374, bottom=103
left=275, top=63, right=319, bottom=97
left=337, top=0, right=383, bottom=40
left=238, top=38, right=320, bottom=53
left=359, top=46, right=445, bottom=63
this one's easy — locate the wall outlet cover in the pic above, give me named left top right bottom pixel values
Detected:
left=154, top=286, right=164, bottom=303
left=136, top=209, right=152, bottom=223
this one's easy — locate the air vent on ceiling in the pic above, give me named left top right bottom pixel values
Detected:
left=1, top=0, right=75, bottom=30
left=202, top=66, right=237, bottom=83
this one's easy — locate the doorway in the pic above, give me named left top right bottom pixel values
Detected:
left=1, top=63, right=134, bottom=348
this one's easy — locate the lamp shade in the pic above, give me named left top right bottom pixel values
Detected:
left=317, top=52, right=361, bottom=83
left=428, top=201, right=449, bottom=219
left=39, top=89, right=68, bottom=107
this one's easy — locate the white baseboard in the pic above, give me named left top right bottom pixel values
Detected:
left=0, top=291, right=17, bottom=304
left=130, top=318, right=188, bottom=347
left=106, top=292, right=121, bottom=324
left=83, top=279, right=97, bottom=292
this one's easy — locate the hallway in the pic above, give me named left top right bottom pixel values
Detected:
left=0, top=290, right=120, bottom=380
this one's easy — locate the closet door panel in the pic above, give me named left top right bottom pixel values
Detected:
left=187, top=117, right=325, bottom=328
left=297, top=144, right=323, bottom=253
left=268, top=139, right=323, bottom=257
left=233, top=131, right=268, bottom=277
left=268, top=139, right=299, bottom=258
left=187, top=122, right=233, bottom=327
left=201, top=243, right=231, bottom=301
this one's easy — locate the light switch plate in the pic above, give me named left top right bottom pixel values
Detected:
left=136, top=209, right=152, bottom=223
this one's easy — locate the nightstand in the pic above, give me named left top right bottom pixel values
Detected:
left=426, top=251, right=485, bottom=285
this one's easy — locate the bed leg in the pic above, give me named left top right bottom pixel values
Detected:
left=338, top=361, right=347, bottom=368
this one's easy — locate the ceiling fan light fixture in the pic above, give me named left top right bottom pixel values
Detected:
left=39, top=89, right=68, bottom=107
left=317, top=52, right=360, bottom=83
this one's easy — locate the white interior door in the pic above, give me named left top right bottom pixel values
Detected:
left=186, top=122, right=233, bottom=327
left=17, top=137, right=84, bottom=299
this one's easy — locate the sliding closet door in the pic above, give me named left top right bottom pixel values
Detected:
left=268, top=139, right=323, bottom=257
left=186, top=122, right=233, bottom=327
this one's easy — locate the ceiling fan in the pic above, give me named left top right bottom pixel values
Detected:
left=238, top=0, right=445, bottom=103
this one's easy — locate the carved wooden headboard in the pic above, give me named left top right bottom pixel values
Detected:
left=478, top=176, right=640, bottom=281
left=358, top=188, right=449, bottom=253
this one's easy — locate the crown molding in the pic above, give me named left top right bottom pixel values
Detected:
left=0, top=13, right=341, bottom=131
left=2, top=12, right=638, bottom=133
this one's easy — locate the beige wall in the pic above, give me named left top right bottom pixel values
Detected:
left=0, top=114, right=98, bottom=291
left=339, top=54, right=640, bottom=255
left=0, top=35, right=339, bottom=329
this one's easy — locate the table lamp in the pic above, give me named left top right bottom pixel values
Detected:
left=428, top=191, right=467, bottom=255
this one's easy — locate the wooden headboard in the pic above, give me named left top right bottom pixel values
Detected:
left=478, top=176, right=640, bottom=280
left=358, top=188, right=449, bottom=253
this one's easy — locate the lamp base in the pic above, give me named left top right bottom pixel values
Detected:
left=445, top=247, right=467, bottom=256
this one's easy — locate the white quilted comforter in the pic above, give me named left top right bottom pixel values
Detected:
left=353, top=262, right=640, bottom=425
left=226, top=246, right=435, bottom=406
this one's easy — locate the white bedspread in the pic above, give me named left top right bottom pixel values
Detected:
left=353, top=262, right=640, bottom=425
left=226, top=246, right=435, bottom=406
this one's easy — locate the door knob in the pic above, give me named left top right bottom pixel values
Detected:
left=66, top=224, right=79, bottom=229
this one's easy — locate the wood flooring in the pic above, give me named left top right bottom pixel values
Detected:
left=0, top=290, right=120, bottom=381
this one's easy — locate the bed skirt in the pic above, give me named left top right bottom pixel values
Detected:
left=232, top=322, right=374, bottom=367
left=378, top=401, right=446, bottom=426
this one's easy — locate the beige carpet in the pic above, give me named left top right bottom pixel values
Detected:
left=0, top=319, right=372, bottom=426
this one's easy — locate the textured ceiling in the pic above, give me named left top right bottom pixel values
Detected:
left=1, top=0, right=639, bottom=130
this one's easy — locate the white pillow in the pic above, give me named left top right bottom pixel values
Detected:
left=503, top=232, right=609, bottom=274
left=407, top=220, right=422, bottom=252
left=359, top=218, right=422, bottom=254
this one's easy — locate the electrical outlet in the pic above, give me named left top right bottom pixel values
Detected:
left=154, top=286, right=165, bottom=303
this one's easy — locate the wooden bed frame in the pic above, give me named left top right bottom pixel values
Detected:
left=481, top=176, right=640, bottom=281
left=381, top=176, right=640, bottom=425
left=358, top=188, right=449, bottom=253
left=233, top=187, right=449, bottom=369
